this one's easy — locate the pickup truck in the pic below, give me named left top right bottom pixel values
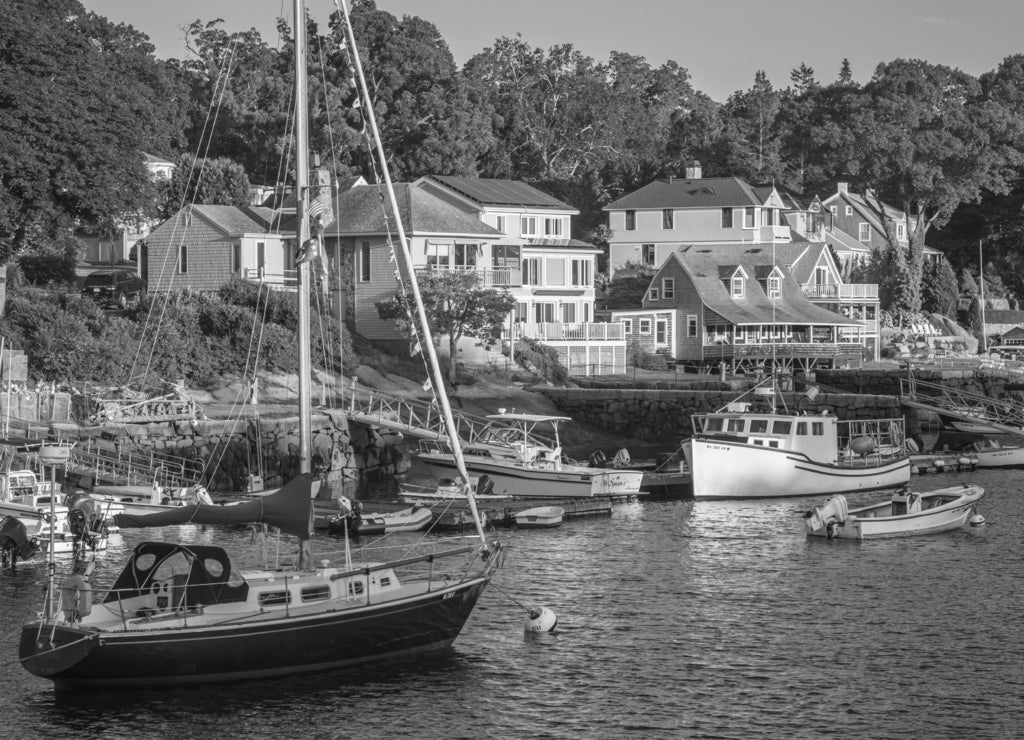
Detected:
left=81, top=269, right=147, bottom=309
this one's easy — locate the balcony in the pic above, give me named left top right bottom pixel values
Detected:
left=242, top=267, right=297, bottom=289
left=415, top=265, right=521, bottom=287
left=803, top=283, right=879, bottom=300
left=511, top=322, right=625, bottom=342
left=702, top=341, right=863, bottom=361
left=757, top=225, right=792, bottom=242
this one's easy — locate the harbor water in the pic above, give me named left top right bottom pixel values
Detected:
left=1, top=467, right=1022, bottom=739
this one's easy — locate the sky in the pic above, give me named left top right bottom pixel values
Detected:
left=81, top=0, right=1024, bottom=103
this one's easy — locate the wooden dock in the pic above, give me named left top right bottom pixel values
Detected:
left=312, top=496, right=620, bottom=531
left=910, top=452, right=978, bottom=475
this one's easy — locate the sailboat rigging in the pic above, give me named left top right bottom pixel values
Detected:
left=18, top=0, right=502, bottom=689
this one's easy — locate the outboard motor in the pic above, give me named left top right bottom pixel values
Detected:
left=476, top=475, right=494, bottom=497
left=0, top=515, right=39, bottom=568
left=67, top=495, right=105, bottom=551
left=804, top=495, right=849, bottom=538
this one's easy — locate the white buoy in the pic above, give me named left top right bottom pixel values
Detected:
left=524, top=606, right=557, bottom=633
left=933, top=458, right=945, bottom=471
left=970, top=513, right=986, bottom=526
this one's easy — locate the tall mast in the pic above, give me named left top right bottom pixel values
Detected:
left=979, top=239, right=987, bottom=355
left=294, top=0, right=312, bottom=474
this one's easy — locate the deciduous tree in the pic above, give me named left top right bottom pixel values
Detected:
left=375, top=270, right=516, bottom=385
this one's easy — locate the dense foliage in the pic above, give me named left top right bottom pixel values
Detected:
left=0, top=278, right=353, bottom=387
left=7, top=0, right=1024, bottom=332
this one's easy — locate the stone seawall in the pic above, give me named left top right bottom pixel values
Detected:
left=816, top=367, right=1024, bottom=398
left=536, top=387, right=906, bottom=443
left=52, top=411, right=406, bottom=492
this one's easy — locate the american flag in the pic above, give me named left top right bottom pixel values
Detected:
left=307, top=198, right=324, bottom=220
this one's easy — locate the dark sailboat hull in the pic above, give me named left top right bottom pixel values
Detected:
left=20, top=579, right=489, bottom=689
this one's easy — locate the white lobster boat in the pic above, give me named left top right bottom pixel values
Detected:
left=804, top=484, right=985, bottom=540
left=683, top=381, right=911, bottom=500
left=969, top=438, right=1024, bottom=468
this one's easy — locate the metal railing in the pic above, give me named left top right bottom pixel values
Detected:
left=415, top=265, right=520, bottom=287
left=511, top=322, right=625, bottom=341
left=241, top=268, right=298, bottom=289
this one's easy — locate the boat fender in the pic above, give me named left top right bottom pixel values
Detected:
left=61, top=573, right=92, bottom=622
left=905, top=438, right=920, bottom=454
left=525, top=606, right=558, bottom=633
left=589, top=450, right=607, bottom=468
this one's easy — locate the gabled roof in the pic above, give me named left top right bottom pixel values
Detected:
left=317, top=183, right=502, bottom=237
left=605, top=177, right=765, bottom=210
left=664, top=243, right=859, bottom=326
left=266, top=175, right=365, bottom=210
left=825, top=226, right=871, bottom=255
left=190, top=205, right=276, bottom=234
left=424, top=176, right=575, bottom=211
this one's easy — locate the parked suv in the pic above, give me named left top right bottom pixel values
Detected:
left=81, top=269, right=147, bottom=309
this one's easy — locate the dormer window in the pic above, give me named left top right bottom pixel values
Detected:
left=731, top=276, right=744, bottom=299
left=768, top=275, right=781, bottom=299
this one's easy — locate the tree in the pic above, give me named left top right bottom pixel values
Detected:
left=605, top=263, right=656, bottom=308
left=160, top=154, right=252, bottom=214
left=0, top=0, right=187, bottom=258
left=716, top=71, right=785, bottom=183
left=464, top=36, right=617, bottom=181
left=921, top=259, right=959, bottom=317
left=844, top=59, right=1024, bottom=314
left=837, top=59, right=855, bottom=86
left=374, top=271, right=516, bottom=385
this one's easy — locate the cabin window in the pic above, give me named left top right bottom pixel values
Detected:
left=258, top=591, right=291, bottom=607
left=203, top=559, right=224, bottom=578
left=750, top=419, right=769, bottom=433
left=796, top=422, right=807, bottom=435
left=706, top=418, right=724, bottom=432
left=348, top=580, right=365, bottom=596
left=134, top=553, right=156, bottom=571
left=772, top=420, right=792, bottom=434
left=301, top=585, right=331, bottom=602
left=379, top=576, right=392, bottom=588
left=625, top=210, right=636, bottom=230
left=727, top=419, right=745, bottom=433
left=812, top=422, right=824, bottom=435
left=768, top=440, right=780, bottom=448
left=662, top=209, right=674, bottom=229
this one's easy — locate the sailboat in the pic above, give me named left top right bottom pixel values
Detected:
left=18, top=0, right=502, bottom=689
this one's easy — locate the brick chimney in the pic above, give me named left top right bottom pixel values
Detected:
left=837, top=182, right=848, bottom=194
left=685, top=160, right=702, bottom=179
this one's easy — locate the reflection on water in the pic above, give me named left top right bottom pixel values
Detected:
left=2, top=469, right=1023, bottom=738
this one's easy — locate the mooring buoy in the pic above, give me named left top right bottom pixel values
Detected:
left=524, top=606, right=557, bottom=633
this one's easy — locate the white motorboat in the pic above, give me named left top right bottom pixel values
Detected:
left=398, top=476, right=513, bottom=504
left=417, top=413, right=644, bottom=499
left=683, top=379, right=911, bottom=499
left=514, top=506, right=564, bottom=529
left=969, top=438, right=1024, bottom=468
left=804, top=484, right=985, bottom=540
left=326, top=499, right=433, bottom=536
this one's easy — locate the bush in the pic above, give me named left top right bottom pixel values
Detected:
left=516, top=337, right=569, bottom=384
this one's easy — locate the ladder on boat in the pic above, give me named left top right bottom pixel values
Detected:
left=899, top=377, right=1024, bottom=436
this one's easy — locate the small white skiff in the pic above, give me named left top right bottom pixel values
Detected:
left=514, top=506, right=564, bottom=529
left=804, top=484, right=985, bottom=540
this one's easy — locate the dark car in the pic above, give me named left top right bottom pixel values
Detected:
left=81, top=269, right=147, bottom=309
